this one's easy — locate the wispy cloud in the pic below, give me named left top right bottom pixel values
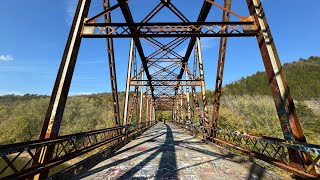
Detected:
left=0, top=54, right=14, bottom=61
left=65, top=0, right=78, bottom=25
left=0, top=90, right=24, bottom=96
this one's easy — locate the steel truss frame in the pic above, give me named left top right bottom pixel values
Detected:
left=0, top=0, right=319, bottom=179
left=0, top=122, right=154, bottom=179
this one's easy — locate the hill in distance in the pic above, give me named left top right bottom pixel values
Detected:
left=223, top=56, right=320, bottom=100
left=0, top=56, right=319, bottom=145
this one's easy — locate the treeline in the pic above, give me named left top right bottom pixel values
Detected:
left=224, top=56, right=320, bottom=100
left=0, top=57, right=319, bottom=145
left=0, top=93, right=124, bottom=145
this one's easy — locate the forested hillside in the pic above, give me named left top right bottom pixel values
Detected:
left=0, top=93, right=125, bottom=145
left=224, top=56, right=320, bottom=100
left=0, top=57, right=319, bottom=145
left=217, top=56, right=320, bottom=144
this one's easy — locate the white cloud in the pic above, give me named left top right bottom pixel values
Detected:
left=0, top=90, right=24, bottom=96
left=0, top=54, right=14, bottom=61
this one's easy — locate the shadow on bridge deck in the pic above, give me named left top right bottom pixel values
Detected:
left=74, top=123, right=280, bottom=180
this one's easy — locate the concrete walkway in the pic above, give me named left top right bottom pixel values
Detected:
left=76, top=123, right=279, bottom=180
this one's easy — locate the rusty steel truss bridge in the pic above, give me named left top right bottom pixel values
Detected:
left=0, top=0, right=320, bottom=179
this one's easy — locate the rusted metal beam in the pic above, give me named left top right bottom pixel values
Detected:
left=103, top=0, right=121, bottom=126
left=0, top=123, right=152, bottom=179
left=127, top=63, right=140, bottom=125
left=81, top=22, right=256, bottom=38
left=212, top=0, right=232, bottom=134
left=185, top=72, right=191, bottom=123
left=35, top=0, right=92, bottom=179
left=130, top=80, right=201, bottom=86
left=116, top=0, right=155, bottom=98
left=138, top=69, right=144, bottom=123
left=196, top=38, right=209, bottom=132
left=180, top=86, right=184, bottom=124
left=177, top=1, right=212, bottom=80
left=123, top=39, right=134, bottom=126
left=246, top=0, right=310, bottom=170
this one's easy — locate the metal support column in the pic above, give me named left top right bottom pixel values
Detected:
left=128, top=61, right=139, bottom=125
left=34, top=0, right=92, bottom=179
left=212, top=0, right=232, bottom=135
left=246, top=0, right=309, bottom=168
left=153, top=106, right=156, bottom=123
left=146, top=95, right=149, bottom=125
left=148, top=98, right=151, bottom=123
left=103, top=0, right=121, bottom=126
left=139, top=70, right=144, bottom=124
left=176, top=94, right=179, bottom=124
left=150, top=100, right=154, bottom=123
left=185, top=71, right=191, bottom=124
left=123, top=39, right=134, bottom=126
left=196, top=38, right=209, bottom=132
left=180, top=86, right=184, bottom=124
left=172, top=110, right=174, bottom=123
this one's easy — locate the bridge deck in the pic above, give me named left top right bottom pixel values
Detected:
left=76, top=123, right=278, bottom=180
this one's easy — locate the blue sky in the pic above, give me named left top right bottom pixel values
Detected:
left=0, top=0, right=319, bottom=96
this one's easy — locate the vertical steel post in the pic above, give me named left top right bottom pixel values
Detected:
left=176, top=95, right=179, bottom=124
left=127, top=59, right=139, bottom=125
left=185, top=71, right=191, bottom=124
left=180, top=85, right=184, bottom=124
left=151, top=100, right=154, bottom=123
left=123, top=39, right=134, bottom=126
left=212, top=0, right=232, bottom=135
left=35, top=0, right=91, bottom=179
left=172, top=109, right=174, bottom=123
left=246, top=0, right=308, bottom=167
left=153, top=105, right=156, bottom=123
left=146, top=95, right=149, bottom=125
left=139, top=70, right=144, bottom=124
left=149, top=100, right=152, bottom=123
left=196, top=38, right=209, bottom=131
left=149, top=100, right=151, bottom=123
left=103, top=0, right=121, bottom=126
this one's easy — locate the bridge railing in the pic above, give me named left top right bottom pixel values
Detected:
left=178, top=123, right=320, bottom=179
left=0, top=122, right=154, bottom=179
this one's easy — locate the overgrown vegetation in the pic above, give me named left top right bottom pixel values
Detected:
left=224, top=56, right=320, bottom=100
left=216, top=56, right=320, bottom=144
left=0, top=56, right=319, bottom=145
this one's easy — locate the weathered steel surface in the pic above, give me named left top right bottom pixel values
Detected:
left=1, top=0, right=316, bottom=179
left=246, top=0, right=310, bottom=171
left=212, top=0, right=232, bottom=134
left=103, top=0, right=121, bottom=127
left=81, top=22, right=257, bottom=38
left=35, top=0, right=92, bottom=178
left=0, top=123, right=154, bottom=179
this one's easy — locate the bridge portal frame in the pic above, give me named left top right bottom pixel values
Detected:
left=0, top=0, right=317, bottom=179
left=35, top=0, right=313, bottom=178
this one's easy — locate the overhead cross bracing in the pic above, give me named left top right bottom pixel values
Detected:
left=0, top=0, right=319, bottom=179
left=81, top=0, right=258, bottom=114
